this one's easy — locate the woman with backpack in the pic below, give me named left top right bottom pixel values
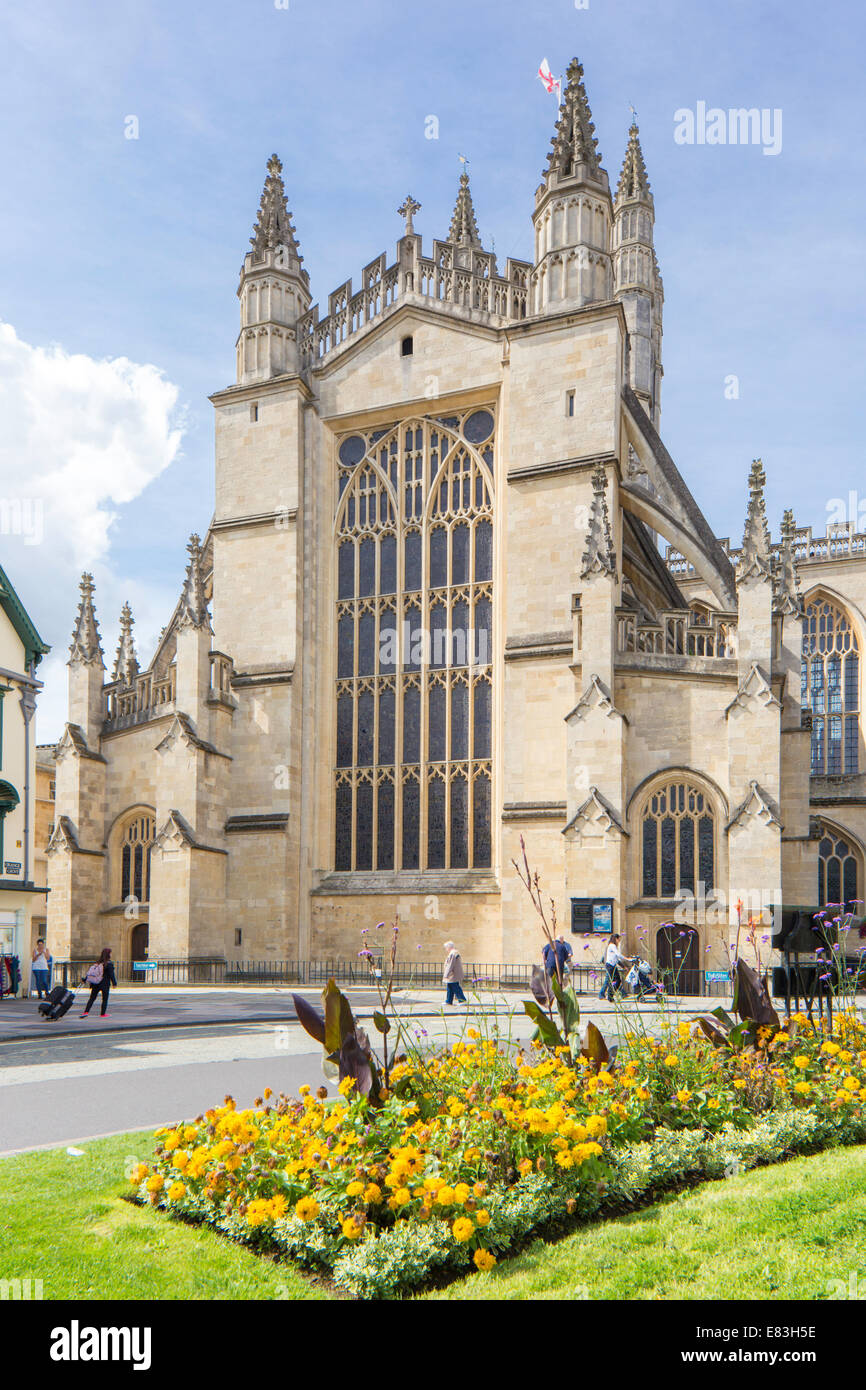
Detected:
left=80, top=948, right=118, bottom=1018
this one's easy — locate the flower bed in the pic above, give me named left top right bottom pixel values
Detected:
left=128, top=1009, right=866, bottom=1298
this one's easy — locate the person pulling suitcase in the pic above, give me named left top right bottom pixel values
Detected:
left=80, top=948, right=117, bottom=1019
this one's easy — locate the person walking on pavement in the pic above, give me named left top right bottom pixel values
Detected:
left=80, top=947, right=118, bottom=1018
left=599, top=934, right=634, bottom=1002
left=30, top=939, right=52, bottom=1000
left=443, top=940, right=467, bottom=1006
left=543, top=935, right=573, bottom=986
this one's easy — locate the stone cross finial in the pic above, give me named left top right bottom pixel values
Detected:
left=398, top=195, right=421, bottom=236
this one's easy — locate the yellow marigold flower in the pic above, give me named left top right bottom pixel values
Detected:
left=476, top=1209, right=490, bottom=1226
left=338, top=1077, right=356, bottom=1097
left=423, top=1176, right=441, bottom=1192
left=707, top=1097, right=720, bottom=1110
left=171, top=1151, right=189, bottom=1172
left=363, top=1183, right=382, bottom=1203
left=794, top=1081, right=811, bottom=1094
left=473, top=1181, right=487, bottom=1199
left=676, top=1089, right=692, bottom=1104
left=774, top=1032, right=790, bottom=1043
left=342, top=1216, right=363, bottom=1239
left=733, top=1079, right=747, bottom=1090
left=452, top=1217, right=474, bottom=1243
left=585, top=1115, right=607, bottom=1137
left=163, top=1132, right=180, bottom=1153
left=167, top=1181, right=186, bottom=1201
left=835, top=1089, right=853, bottom=1103
left=664, top=1055, right=679, bottom=1068
left=453, top=1183, right=471, bottom=1204
left=473, top=1248, right=496, bottom=1272
left=822, top=1042, right=841, bottom=1056
left=394, top=1187, right=412, bottom=1207
left=793, top=1055, right=810, bottom=1070
left=636, top=1087, right=650, bottom=1102
left=182, top=1126, right=198, bottom=1142
left=555, top=1150, right=574, bottom=1169
left=295, top=1196, right=320, bottom=1221
left=573, top=1142, right=603, bottom=1162
left=844, top=1076, right=860, bottom=1092
left=146, top=1174, right=164, bottom=1193
left=346, top=1180, right=365, bottom=1197
left=129, top=1162, right=149, bottom=1185
left=270, top=1194, right=288, bottom=1219
left=610, top=1102, right=627, bottom=1117
left=436, top=1185, right=456, bottom=1205
left=517, top=1159, right=533, bottom=1176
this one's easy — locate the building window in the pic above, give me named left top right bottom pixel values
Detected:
left=641, top=781, right=715, bottom=898
left=49, top=781, right=56, bottom=800
left=566, top=390, right=575, bottom=418
left=816, top=824, right=859, bottom=908
left=234, top=928, right=243, bottom=947
left=401, top=336, right=414, bottom=357
left=250, top=402, right=259, bottom=422
left=120, top=813, right=155, bottom=905
left=334, top=411, right=494, bottom=871
left=802, top=598, right=859, bottom=774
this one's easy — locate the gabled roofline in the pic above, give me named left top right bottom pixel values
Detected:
left=0, top=561, right=50, bottom=670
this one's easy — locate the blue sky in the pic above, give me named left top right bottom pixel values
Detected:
left=0, top=0, right=863, bottom=738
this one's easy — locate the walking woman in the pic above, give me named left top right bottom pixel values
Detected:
left=442, top=940, right=467, bottom=1006
left=80, top=948, right=118, bottom=1018
left=598, top=934, right=634, bottom=1002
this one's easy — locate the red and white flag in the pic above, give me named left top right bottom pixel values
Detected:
left=538, top=58, right=562, bottom=104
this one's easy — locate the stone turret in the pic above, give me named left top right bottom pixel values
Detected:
left=112, top=602, right=139, bottom=686
left=236, top=154, right=311, bottom=384
left=68, top=573, right=105, bottom=745
left=613, top=123, right=663, bottom=425
left=447, top=169, right=484, bottom=268
left=532, top=58, right=613, bottom=312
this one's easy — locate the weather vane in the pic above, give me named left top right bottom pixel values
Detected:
left=629, top=103, right=638, bottom=125
left=458, top=153, right=469, bottom=168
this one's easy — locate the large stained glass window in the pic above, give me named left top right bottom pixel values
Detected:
left=802, top=598, right=859, bottom=774
left=641, top=781, right=714, bottom=898
left=334, top=411, right=494, bottom=871
left=120, top=813, right=154, bottom=904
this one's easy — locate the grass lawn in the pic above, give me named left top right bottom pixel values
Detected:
left=2, top=1134, right=865, bottom=1300
left=428, top=1143, right=866, bottom=1301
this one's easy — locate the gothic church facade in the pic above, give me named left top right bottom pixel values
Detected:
left=47, top=59, right=866, bottom=978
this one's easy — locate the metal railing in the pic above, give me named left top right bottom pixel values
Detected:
left=53, top=958, right=732, bottom=998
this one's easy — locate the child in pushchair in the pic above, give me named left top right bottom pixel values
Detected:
left=626, top=957, right=663, bottom=1001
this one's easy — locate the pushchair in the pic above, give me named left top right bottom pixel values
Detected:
left=626, top=957, right=663, bottom=1002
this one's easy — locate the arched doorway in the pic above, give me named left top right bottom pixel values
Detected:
left=130, top=922, right=149, bottom=963
left=656, top=925, right=701, bottom=996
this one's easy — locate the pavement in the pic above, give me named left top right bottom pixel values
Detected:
left=0, top=984, right=733, bottom=1043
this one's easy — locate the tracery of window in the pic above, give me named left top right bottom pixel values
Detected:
left=120, top=813, right=154, bottom=904
left=816, top=823, right=859, bottom=908
left=801, top=598, right=859, bottom=775
left=641, top=781, right=715, bottom=898
left=334, top=410, right=494, bottom=872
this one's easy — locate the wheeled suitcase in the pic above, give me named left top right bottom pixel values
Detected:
left=38, top=986, right=76, bottom=1020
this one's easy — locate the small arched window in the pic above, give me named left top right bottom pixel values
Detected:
left=119, top=813, right=155, bottom=905
left=816, top=822, right=859, bottom=908
left=802, top=598, right=859, bottom=774
left=641, top=780, right=715, bottom=898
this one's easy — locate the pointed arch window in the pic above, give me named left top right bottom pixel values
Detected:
left=334, top=411, right=494, bottom=872
left=119, top=813, right=155, bottom=905
left=641, top=781, right=715, bottom=899
left=816, top=822, right=860, bottom=908
left=802, top=598, right=859, bottom=774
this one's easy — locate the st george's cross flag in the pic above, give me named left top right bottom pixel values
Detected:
left=538, top=58, right=562, bottom=104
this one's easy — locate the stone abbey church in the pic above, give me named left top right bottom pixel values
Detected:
left=47, top=58, right=866, bottom=979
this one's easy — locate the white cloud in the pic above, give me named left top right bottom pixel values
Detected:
left=0, top=321, right=185, bottom=742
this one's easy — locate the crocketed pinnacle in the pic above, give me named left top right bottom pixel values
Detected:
left=250, top=153, right=303, bottom=264
left=615, top=122, right=653, bottom=208
left=774, top=507, right=803, bottom=617
left=112, top=602, right=139, bottom=686
left=738, top=459, right=773, bottom=585
left=580, top=465, right=617, bottom=580
left=448, top=170, right=482, bottom=248
left=544, top=58, right=603, bottom=184
left=68, top=573, right=104, bottom=667
left=176, top=534, right=210, bottom=632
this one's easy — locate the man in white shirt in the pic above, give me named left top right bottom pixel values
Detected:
left=599, top=934, right=634, bottom=1001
